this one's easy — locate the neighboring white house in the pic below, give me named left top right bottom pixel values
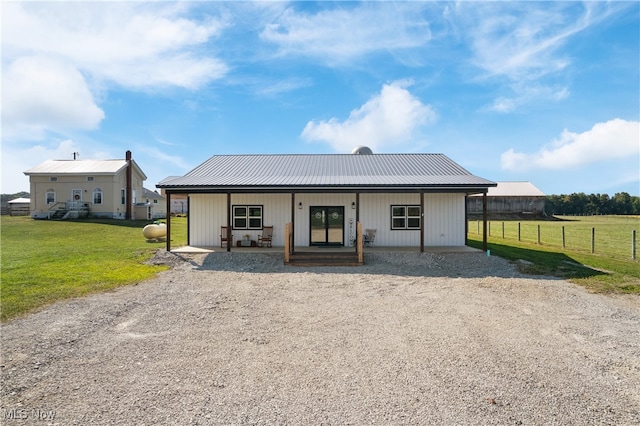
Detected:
left=159, top=186, right=189, bottom=215
left=157, top=150, right=496, bottom=253
left=137, top=188, right=167, bottom=220
left=24, top=151, right=152, bottom=220
left=467, top=181, right=546, bottom=216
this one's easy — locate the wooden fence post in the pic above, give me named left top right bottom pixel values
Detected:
left=562, top=225, right=565, bottom=249
left=502, top=221, right=505, bottom=239
left=537, top=224, right=541, bottom=245
left=518, top=222, right=521, bottom=242
left=591, top=227, right=595, bottom=254
left=632, top=230, right=636, bottom=260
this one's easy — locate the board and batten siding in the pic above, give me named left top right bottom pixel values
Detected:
left=189, top=193, right=290, bottom=247
left=189, top=192, right=466, bottom=248
left=357, top=193, right=465, bottom=246
left=423, top=193, right=466, bottom=246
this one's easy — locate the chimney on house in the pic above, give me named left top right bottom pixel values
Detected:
left=125, top=150, right=132, bottom=220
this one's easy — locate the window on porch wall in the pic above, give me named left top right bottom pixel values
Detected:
left=391, top=205, right=421, bottom=229
left=233, top=205, right=263, bottom=229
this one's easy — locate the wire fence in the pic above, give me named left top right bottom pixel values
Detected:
left=468, top=220, right=637, bottom=261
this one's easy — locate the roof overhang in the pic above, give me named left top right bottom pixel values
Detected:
left=158, top=184, right=493, bottom=195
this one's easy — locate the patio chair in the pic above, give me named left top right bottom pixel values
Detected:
left=258, top=226, right=273, bottom=248
left=220, top=226, right=233, bottom=248
left=364, top=228, right=376, bottom=247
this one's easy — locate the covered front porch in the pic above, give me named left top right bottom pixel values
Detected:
left=163, top=191, right=491, bottom=259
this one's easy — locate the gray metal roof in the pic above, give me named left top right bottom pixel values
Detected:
left=158, top=154, right=495, bottom=192
left=143, top=187, right=165, bottom=199
left=469, top=181, right=545, bottom=197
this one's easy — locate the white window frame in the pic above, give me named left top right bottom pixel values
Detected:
left=49, top=176, right=58, bottom=182
left=45, top=189, right=56, bottom=205
left=87, top=176, right=95, bottom=182
left=93, top=188, right=103, bottom=205
left=391, top=205, right=421, bottom=230
left=121, top=189, right=126, bottom=205
left=232, top=205, right=263, bottom=230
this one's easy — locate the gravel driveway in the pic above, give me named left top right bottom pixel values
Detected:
left=2, top=250, right=639, bottom=425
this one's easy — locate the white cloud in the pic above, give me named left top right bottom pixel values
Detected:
left=1, top=139, right=81, bottom=193
left=301, top=81, right=436, bottom=152
left=488, top=84, right=570, bottom=113
left=457, top=3, right=593, bottom=81
left=1, top=56, right=104, bottom=140
left=3, top=2, right=228, bottom=90
left=451, top=2, right=632, bottom=111
left=261, top=3, right=431, bottom=65
left=253, top=77, right=312, bottom=97
left=1, top=2, right=228, bottom=142
left=136, top=145, right=190, bottom=171
left=501, top=119, right=640, bottom=171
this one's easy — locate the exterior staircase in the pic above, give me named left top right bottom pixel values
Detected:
left=46, top=202, right=90, bottom=220
left=50, top=209, right=67, bottom=219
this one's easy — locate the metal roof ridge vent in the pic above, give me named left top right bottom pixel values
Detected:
left=351, top=146, right=373, bottom=155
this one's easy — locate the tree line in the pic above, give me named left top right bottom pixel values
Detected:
left=545, top=192, right=640, bottom=215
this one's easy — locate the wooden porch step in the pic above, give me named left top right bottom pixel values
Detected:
left=285, top=251, right=363, bottom=267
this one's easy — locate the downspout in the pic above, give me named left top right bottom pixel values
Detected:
left=125, top=150, right=132, bottom=220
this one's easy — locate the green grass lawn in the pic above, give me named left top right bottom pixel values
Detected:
left=2, top=215, right=636, bottom=321
left=468, top=215, right=639, bottom=294
left=1, top=216, right=188, bottom=321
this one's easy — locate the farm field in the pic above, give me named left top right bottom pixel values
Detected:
left=469, top=215, right=638, bottom=260
left=467, top=215, right=639, bottom=294
left=1, top=216, right=187, bottom=321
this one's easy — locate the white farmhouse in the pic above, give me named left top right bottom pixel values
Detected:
left=157, top=149, right=496, bottom=263
left=24, top=151, right=153, bottom=220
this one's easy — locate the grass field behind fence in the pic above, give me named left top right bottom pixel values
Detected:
left=467, top=215, right=639, bottom=294
left=469, top=215, right=639, bottom=260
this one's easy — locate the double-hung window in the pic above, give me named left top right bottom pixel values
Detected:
left=93, top=188, right=103, bottom=205
left=46, top=190, right=56, bottom=205
left=233, top=205, right=263, bottom=230
left=391, top=205, right=421, bottom=230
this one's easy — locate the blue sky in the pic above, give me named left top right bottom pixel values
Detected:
left=2, top=1, right=639, bottom=196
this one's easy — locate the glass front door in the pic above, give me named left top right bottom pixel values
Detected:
left=310, top=206, right=344, bottom=246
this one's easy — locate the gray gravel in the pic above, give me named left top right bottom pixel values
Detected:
left=1, top=250, right=639, bottom=425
